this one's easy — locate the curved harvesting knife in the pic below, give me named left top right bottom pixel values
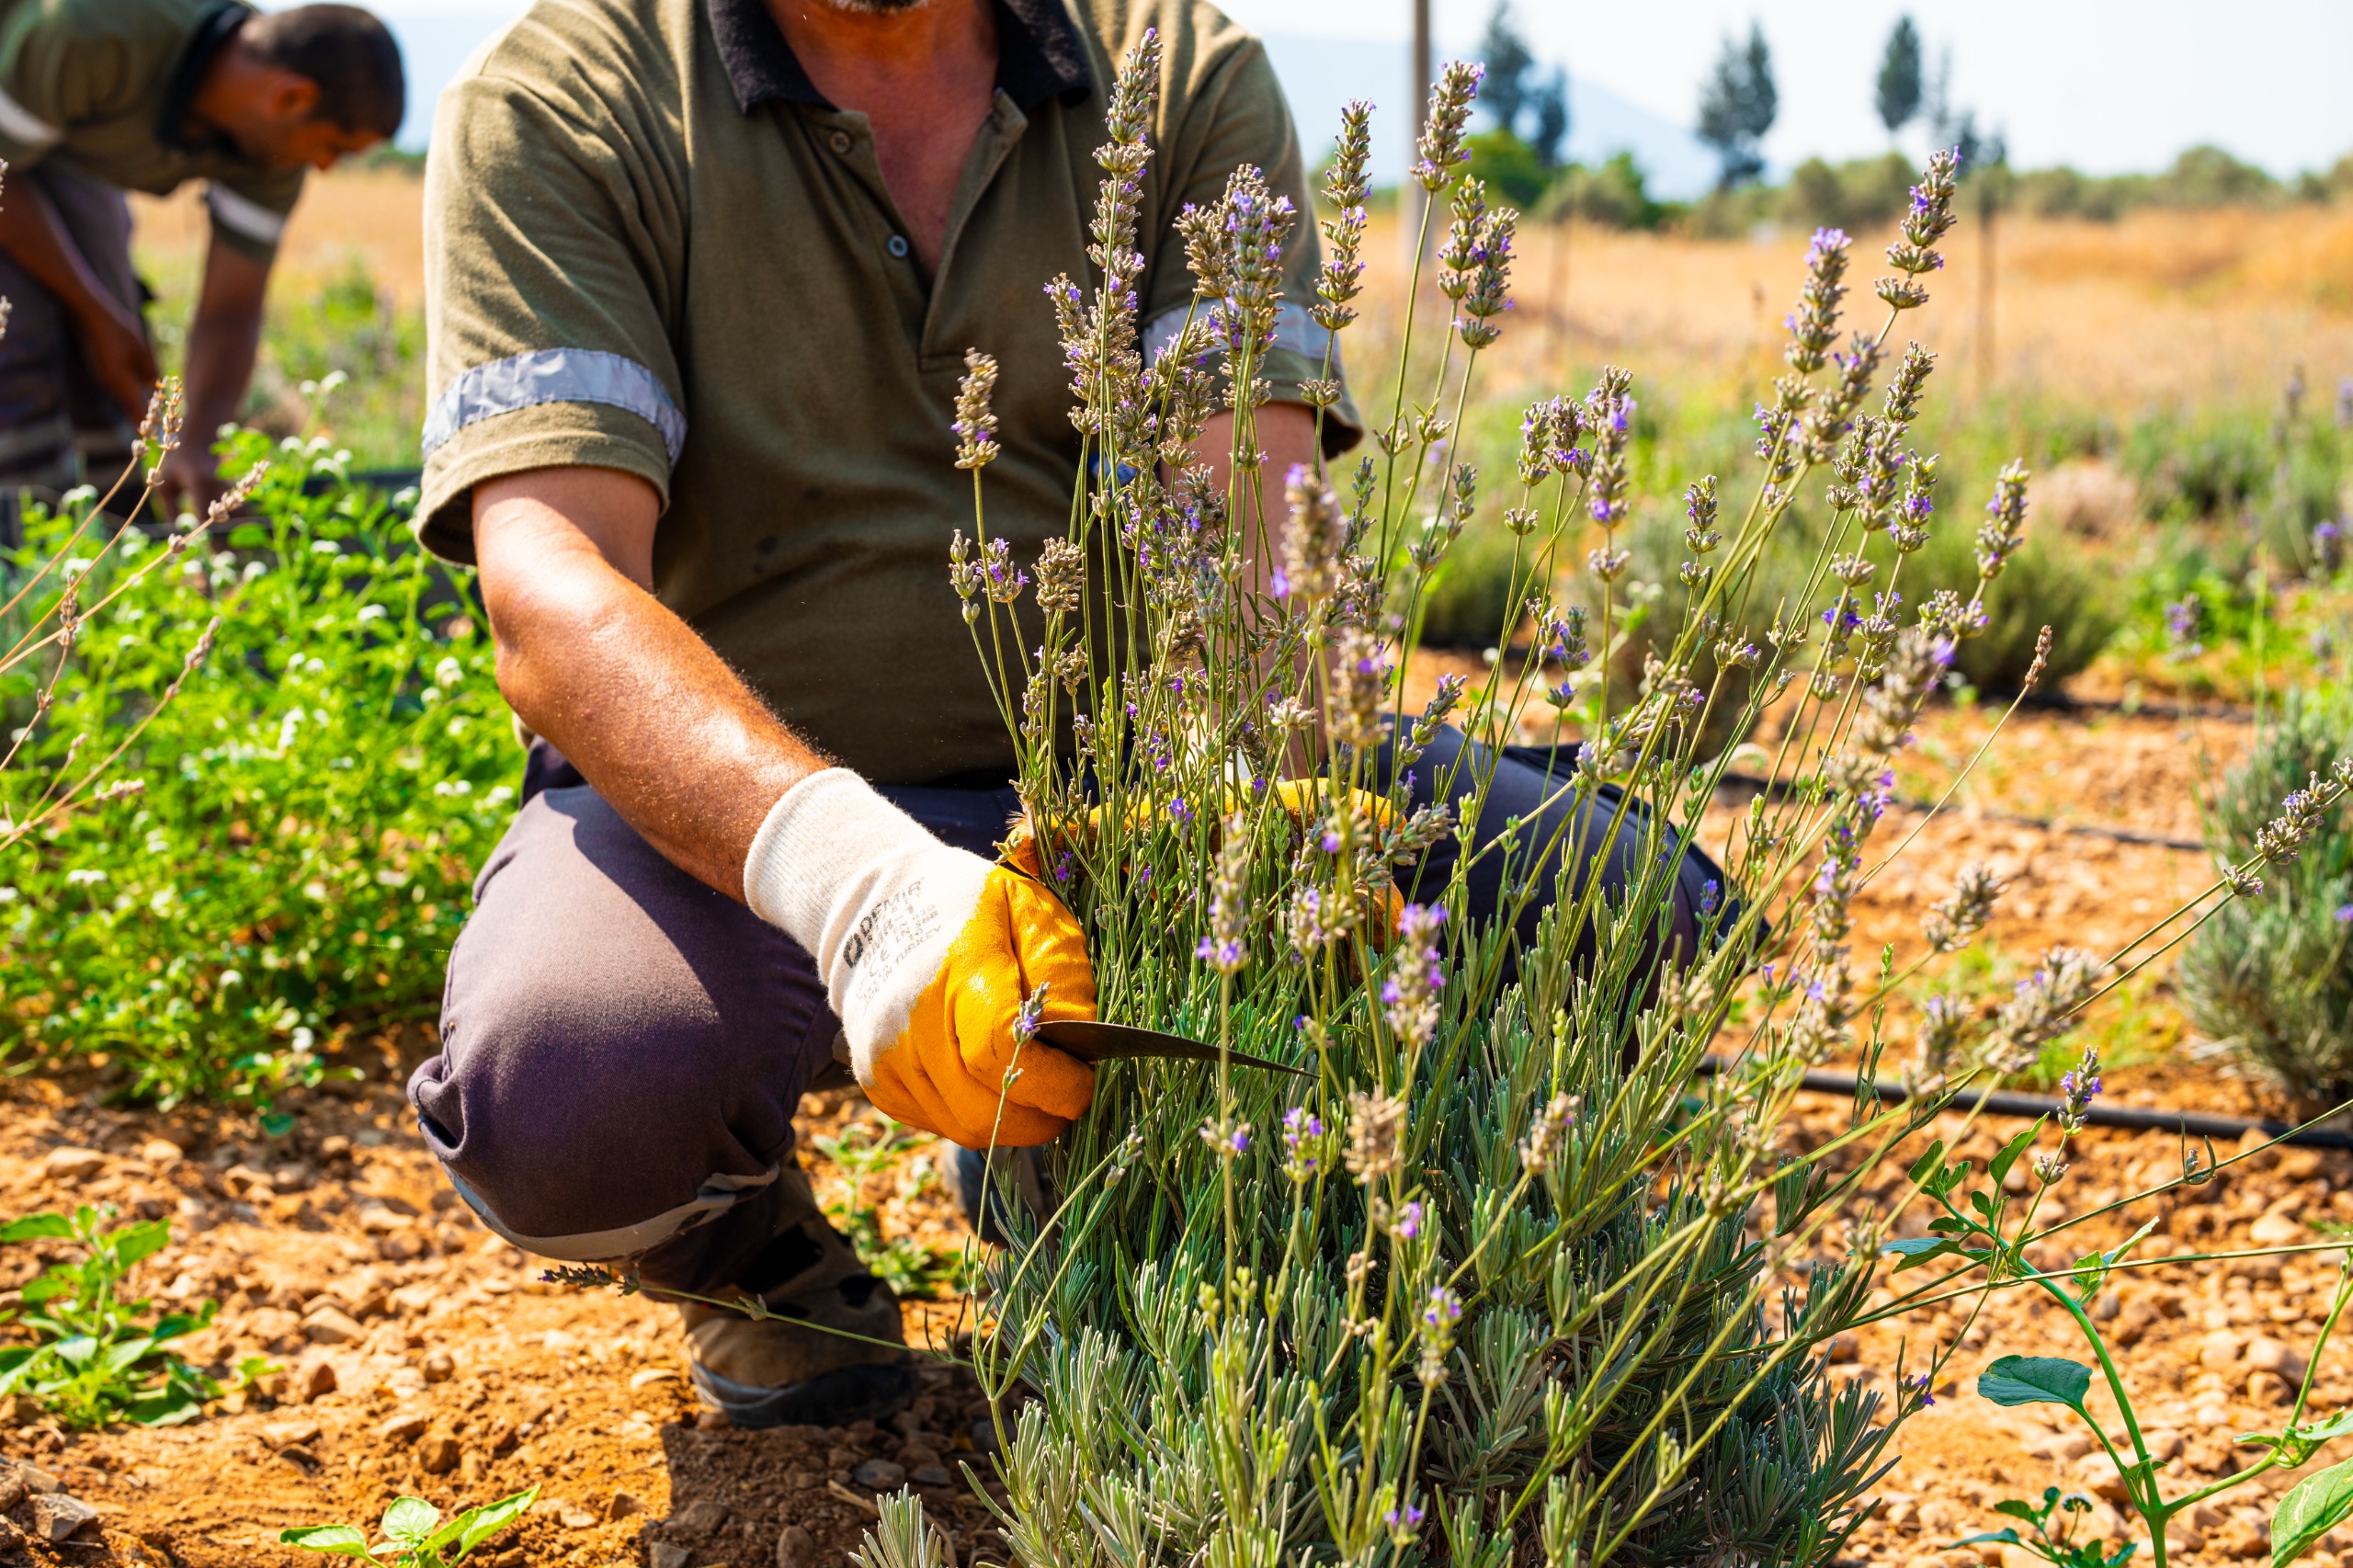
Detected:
left=1033, top=1018, right=1314, bottom=1080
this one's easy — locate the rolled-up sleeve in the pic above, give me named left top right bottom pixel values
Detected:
left=205, top=168, right=302, bottom=262
left=0, top=4, right=99, bottom=169
left=1146, top=25, right=1363, bottom=457
left=417, top=40, right=685, bottom=562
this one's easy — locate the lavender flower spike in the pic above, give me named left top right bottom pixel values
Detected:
left=951, top=348, right=1000, bottom=470
left=1973, top=460, right=2031, bottom=582
left=1411, top=61, right=1483, bottom=191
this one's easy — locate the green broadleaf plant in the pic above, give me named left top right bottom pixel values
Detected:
left=2273, top=1456, right=2353, bottom=1568
left=0, top=1205, right=221, bottom=1428
left=1890, top=1096, right=2353, bottom=1568
left=279, top=1486, right=539, bottom=1567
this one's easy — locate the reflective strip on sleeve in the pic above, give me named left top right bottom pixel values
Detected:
left=205, top=184, right=288, bottom=247
left=420, top=348, right=688, bottom=465
left=1141, top=300, right=1334, bottom=366
left=0, top=84, right=62, bottom=153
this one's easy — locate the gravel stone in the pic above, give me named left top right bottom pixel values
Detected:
left=301, top=1304, right=367, bottom=1345
left=777, top=1522, right=818, bottom=1568
left=42, top=1146, right=106, bottom=1180
left=419, top=1432, right=460, bottom=1474
left=27, top=1493, right=100, bottom=1542
left=851, top=1459, right=907, bottom=1491
left=294, top=1357, right=338, bottom=1402
left=376, top=1411, right=429, bottom=1443
left=672, top=1498, right=729, bottom=1537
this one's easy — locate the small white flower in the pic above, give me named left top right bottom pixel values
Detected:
left=434, top=657, right=463, bottom=687
left=0, top=886, right=17, bottom=903
left=241, top=560, right=268, bottom=583
left=217, top=969, right=244, bottom=988
left=433, top=779, right=473, bottom=798
left=356, top=605, right=386, bottom=622
left=484, top=785, right=515, bottom=808
left=291, top=1027, right=316, bottom=1051
left=64, top=869, right=108, bottom=887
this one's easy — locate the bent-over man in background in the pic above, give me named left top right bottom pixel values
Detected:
left=0, top=1, right=403, bottom=512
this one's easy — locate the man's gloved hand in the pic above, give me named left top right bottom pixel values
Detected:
left=745, top=770, right=1097, bottom=1150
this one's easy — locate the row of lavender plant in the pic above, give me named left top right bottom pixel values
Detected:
left=892, top=41, right=2353, bottom=1568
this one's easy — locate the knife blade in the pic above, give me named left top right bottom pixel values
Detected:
left=1033, top=1018, right=1315, bottom=1080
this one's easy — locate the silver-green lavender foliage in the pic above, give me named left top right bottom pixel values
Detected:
left=2178, top=688, right=2353, bottom=1110
left=945, top=38, right=2068, bottom=1568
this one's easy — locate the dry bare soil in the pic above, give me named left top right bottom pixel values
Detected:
left=4, top=695, right=2339, bottom=1568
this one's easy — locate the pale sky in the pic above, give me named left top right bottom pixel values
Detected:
left=354, top=1, right=2353, bottom=178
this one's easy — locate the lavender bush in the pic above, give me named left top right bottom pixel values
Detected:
left=903, top=40, right=2323, bottom=1567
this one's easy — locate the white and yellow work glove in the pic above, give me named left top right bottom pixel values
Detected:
left=745, top=770, right=1097, bottom=1150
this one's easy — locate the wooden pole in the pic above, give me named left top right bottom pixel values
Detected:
left=1976, top=179, right=1997, bottom=398
left=1402, top=0, right=1432, bottom=272
left=1546, top=211, right=1570, bottom=362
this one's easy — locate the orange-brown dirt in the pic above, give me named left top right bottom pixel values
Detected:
left=3, top=698, right=2340, bottom=1568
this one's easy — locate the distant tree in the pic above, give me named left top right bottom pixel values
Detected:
left=1697, top=22, right=1777, bottom=188
left=1875, top=17, right=1922, bottom=138
left=1526, top=65, right=1569, bottom=167
left=1478, top=3, right=1536, bottom=141
left=1943, top=110, right=2006, bottom=177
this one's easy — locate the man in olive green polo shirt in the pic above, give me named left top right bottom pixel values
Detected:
left=409, top=0, right=1340, bottom=1426
left=0, top=2, right=403, bottom=509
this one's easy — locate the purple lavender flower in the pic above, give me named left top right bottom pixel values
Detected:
left=1013, top=982, right=1051, bottom=1043
left=1383, top=903, right=1449, bottom=1051
left=2165, top=594, right=2205, bottom=658
left=2057, top=1042, right=2105, bottom=1134
left=1281, top=1107, right=1324, bottom=1180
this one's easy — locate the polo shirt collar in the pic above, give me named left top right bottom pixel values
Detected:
left=159, top=2, right=256, bottom=154
left=706, top=0, right=1092, bottom=117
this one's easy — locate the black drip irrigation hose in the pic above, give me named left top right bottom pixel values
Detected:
left=1711, top=770, right=2208, bottom=854
left=1699, top=1059, right=2353, bottom=1153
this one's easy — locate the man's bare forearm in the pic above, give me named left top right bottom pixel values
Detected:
left=182, top=236, right=269, bottom=449
left=1194, top=403, right=1319, bottom=601
left=473, top=468, right=829, bottom=899
left=0, top=175, right=129, bottom=331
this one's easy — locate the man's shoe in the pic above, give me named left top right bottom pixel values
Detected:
left=680, top=1178, right=917, bottom=1428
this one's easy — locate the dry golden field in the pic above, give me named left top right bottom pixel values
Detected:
left=130, top=168, right=2353, bottom=415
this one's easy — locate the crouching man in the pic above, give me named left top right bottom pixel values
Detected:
left=407, top=0, right=1716, bottom=1430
